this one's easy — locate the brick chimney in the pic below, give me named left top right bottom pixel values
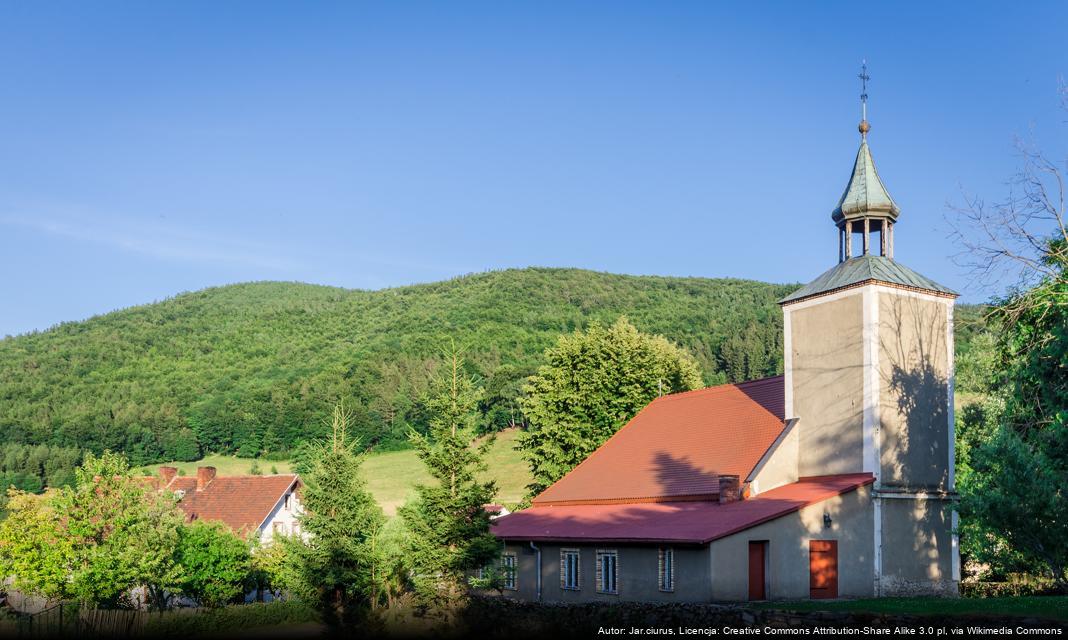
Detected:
left=718, top=475, right=740, bottom=504
left=196, top=466, right=217, bottom=491
left=159, top=466, right=178, bottom=486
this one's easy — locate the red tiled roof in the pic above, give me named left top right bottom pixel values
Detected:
left=532, top=376, right=786, bottom=506
left=151, top=474, right=299, bottom=533
left=493, top=474, right=874, bottom=543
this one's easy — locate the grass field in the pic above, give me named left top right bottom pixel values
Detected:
left=138, top=453, right=293, bottom=477
left=143, top=428, right=531, bottom=516
left=361, top=428, right=530, bottom=515
left=753, top=595, right=1068, bottom=621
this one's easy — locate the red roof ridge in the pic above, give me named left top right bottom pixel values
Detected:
left=650, top=374, right=785, bottom=404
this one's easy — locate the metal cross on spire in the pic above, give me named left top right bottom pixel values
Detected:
left=858, top=60, right=871, bottom=140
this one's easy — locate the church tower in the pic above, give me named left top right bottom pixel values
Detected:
left=779, top=66, right=960, bottom=595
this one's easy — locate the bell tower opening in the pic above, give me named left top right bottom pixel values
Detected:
left=840, top=217, right=894, bottom=261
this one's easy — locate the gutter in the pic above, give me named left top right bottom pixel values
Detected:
left=529, top=541, right=542, bottom=601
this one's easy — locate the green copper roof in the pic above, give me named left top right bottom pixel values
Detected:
left=831, top=142, right=900, bottom=224
left=780, top=255, right=956, bottom=304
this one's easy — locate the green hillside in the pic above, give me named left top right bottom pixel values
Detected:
left=0, top=268, right=799, bottom=464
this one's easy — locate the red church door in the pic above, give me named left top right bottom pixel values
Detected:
left=809, top=540, right=839, bottom=599
left=748, top=541, right=767, bottom=601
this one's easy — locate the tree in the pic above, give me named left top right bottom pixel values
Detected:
left=960, top=418, right=1068, bottom=586
left=0, top=490, right=76, bottom=604
left=175, top=520, right=252, bottom=607
left=0, top=451, right=187, bottom=609
left=54, top=450, right=185, bottom=608
left=517, top=317, right=704, bottom=496
left=950, top=85, right=1068, bottom=586
left=399, top=346, right=498, bottom=612
left=286, top=402, right=385, bottom=627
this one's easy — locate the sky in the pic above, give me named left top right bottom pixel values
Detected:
left=2, top=1, right=1067, bottom=337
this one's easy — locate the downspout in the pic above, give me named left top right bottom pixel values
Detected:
left=529, top=541, right=542, bottom=601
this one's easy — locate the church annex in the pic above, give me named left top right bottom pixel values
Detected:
left=489, top=87, right=960, bottom=602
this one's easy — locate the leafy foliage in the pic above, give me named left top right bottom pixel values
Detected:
left=399, top=347, right=498, bottom=609
left=0, top=269, right=798, bottom=461
left=176, top=520, right=253, bottom=608
left=0, top=490, right=75, bottom=603
left=958, top=247, right=1068, bottom=586
left=517, top=317, right=704, bottom=496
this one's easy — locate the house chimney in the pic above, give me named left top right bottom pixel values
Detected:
left=718, top=475, right=740, bottom=504
left=159, top=466, right=178, bottom=486
left=196, top=466, right=216, bottom=491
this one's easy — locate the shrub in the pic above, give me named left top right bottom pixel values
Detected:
left=143, top=600, right=318, bottom=636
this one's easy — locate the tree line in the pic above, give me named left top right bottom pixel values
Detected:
left=0, top=269, right=796, bottom=465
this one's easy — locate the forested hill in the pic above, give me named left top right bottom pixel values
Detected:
left=0, top=268, right=807, bottom=463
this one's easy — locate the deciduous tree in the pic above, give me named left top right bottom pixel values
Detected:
left=518, top=317, right=703, bottom=496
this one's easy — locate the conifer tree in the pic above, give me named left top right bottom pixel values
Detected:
left=399, top=346, right=498, bottom=611
left=286, top=403, right=385, bottom=627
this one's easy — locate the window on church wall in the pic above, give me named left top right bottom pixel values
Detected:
left=501, top=553, right=518, bottom=590
left=560, top=549, right=580, bottom=590
left=596, top=550, right=618, bottom=594
left=658, top=547, right=675, bottom=592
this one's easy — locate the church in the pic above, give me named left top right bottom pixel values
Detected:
left=489, top=89, right=960, bottom=601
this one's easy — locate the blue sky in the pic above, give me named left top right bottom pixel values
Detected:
left=2, top=1, right=1067, bottom=336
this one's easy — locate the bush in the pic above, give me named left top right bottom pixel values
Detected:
left=961, top=578, right=1062, bottom=598
left=143, top=600, right=318, bottom=636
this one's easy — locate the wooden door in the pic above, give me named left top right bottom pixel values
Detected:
left=809, top=540, right=838, bottom=599
left=747, top=541, right=767, bottom=601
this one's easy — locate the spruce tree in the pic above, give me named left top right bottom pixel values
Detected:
left=287, top=403, right=384, bottom=627
left=399, top=346, right=498, bottom=611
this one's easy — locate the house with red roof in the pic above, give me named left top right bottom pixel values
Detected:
left=488, top=107, right=959, bottom=602
left=148, top=466, right=303, bottom=545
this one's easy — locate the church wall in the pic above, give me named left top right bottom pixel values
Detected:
left=877, top=291, right=952, bottom=490
left=789, top=292, right=866, bottom=477
left=489, top=542, right=713, bottom=603
left=747, top=419, right=799, bottom=496
left=708, top=485, right=874, bottom=601
left=879, top=497, right=957, bottom=596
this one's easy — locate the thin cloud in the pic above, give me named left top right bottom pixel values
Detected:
left=2, top=213, right=300, bottom=272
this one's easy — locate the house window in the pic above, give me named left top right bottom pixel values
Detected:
left=560, top=549, right=580, bottom=590
left=596, top=550, right=618, bottom=595
left=284, top=493, right=291, bottom=510
left=272, top=521, right=285, bottom=535
left=501, top=553, right=517, bottom=590
left=658, top=548, right=675, bottom=592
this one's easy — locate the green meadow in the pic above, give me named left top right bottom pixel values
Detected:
left=142, top=428, right=531, bottom=516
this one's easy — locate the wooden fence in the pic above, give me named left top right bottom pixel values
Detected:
left=16, top=603, right=150, bottom=637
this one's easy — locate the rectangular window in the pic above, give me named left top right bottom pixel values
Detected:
left=658, top=548, right=675, bottom=592
left=284, top=493, right=291, bottom=510
left=501, top=553, right=517, bottom=590
left=560, top=549, right=580, bottom=590
left=596, top=550, right=618, bottom=594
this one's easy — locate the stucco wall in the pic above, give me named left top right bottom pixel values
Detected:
left=877, top=292, right=952, bottom=490
left=497, top=543, right=712, bottom=603
left=879, top=497, right=957, bottom=596
left=748, top=420, right=799, bottom=496
left=790, top=293, right=866, bottom=477
left=258, top=488, right=303, bottom=545
left=709, top=485, right=874, bottom=601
